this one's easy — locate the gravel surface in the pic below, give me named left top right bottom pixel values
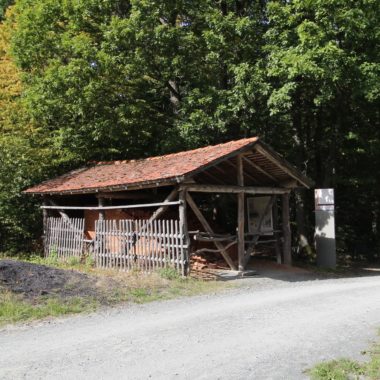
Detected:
left=1, top=272, right=380, bottom=379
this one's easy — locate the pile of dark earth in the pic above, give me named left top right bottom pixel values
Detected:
left=0, top=260, right=101, bottom=301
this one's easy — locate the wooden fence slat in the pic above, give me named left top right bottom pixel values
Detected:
left=148, top=221, right=153, bottom=272
left=158, top=219, right=162, bottom=269
left=153, top=220, right=157, bottom=271
left=170, top=220, right=174, bottom=267
left=45, top=217, right=184, bottom=274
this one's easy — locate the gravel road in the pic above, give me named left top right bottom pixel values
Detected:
left=1, top=272, right=380, bottom=380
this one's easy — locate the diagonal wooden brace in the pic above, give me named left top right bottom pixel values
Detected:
left=186, top=192, right=237, bottom=270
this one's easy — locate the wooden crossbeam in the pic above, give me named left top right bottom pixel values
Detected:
left=180, top=184, right=290, bottom=195
left=41, top=200, right=181, bottom=211
left=186, top=193, right=236, bottom=270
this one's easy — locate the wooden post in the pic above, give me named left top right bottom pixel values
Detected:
left=42, top=199, right=48, bottom=232
left=178, top=190, right=189, bottom=276
left=282, top=193, right=292, bottom=265
left=98, top=197, right=105, bottom=221
left=42, top=199, right=49, bottom=256
left=237, top=154, right=245, bottom=271
left=273, top=196, right=282, bottom=264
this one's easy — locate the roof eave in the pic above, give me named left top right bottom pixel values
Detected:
left=23, top=177, right=183, bottom=196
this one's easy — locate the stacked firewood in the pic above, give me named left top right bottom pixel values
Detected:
left=190, top=255, right=231, bottom=271
left=190, top=255, right=208, bottom=270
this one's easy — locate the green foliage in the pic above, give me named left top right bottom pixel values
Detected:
left=0, top=0, right=13, bottom=21
left=0, top=0, right=378, bottom=258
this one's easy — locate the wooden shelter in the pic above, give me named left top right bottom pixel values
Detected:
left=24, top=137, right=313, bottom=274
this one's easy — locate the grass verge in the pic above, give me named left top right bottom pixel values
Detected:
left=0, top=291, right=98, bottom=326
left=0, top=255, right=231, bottom=327
left=308, top=331, right=380, bottom=380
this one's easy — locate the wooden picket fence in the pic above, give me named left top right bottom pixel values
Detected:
left=94, top=219, right=187, bottom=275
left=43, top=217, right=187, bottom=275
left=44, top=217, right=85, bottom=259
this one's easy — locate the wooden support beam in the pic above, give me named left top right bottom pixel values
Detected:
left=273, top=196, right=282, bottom=264
left=224, top=159, right=256, bottom=183
left=41, top=200, right=181, bottom=211
left=180, top=184, right=290, bottom=195
left=242, top=155, right=277, bottom=183
left=282, top=193, right=292, bottom=265
left=42, top=200, right=48, bottom=230
left=48, top=199, right=70, bottom=219
left=254, top=144, right=310, bottom=188
left=186, top=193, right=237, bottom=270
left=147, top=188, right=179, bottom=223
left=42, top=199, right=49, bottom=257
left=237, top=155, right=245, bottom=271
left=178, top=189, right=189, bottom=276
left=98, top=197, right=105, bottom=221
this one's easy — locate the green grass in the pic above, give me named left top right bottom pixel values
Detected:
left=26, top=253, right=95, bottom=273
left=309, top=359, right=364, bottom=380
left=0, top=291, right=98, bottom=327
left=0, top=254, right=231, bottom=326
left=308, top=332, right=380, bottom=380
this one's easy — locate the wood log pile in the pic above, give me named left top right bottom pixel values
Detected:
left=190, top=254, right=230, bottom=271
left=190, top=255, right=208, bottom=270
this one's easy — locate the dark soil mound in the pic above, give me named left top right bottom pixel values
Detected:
left=0, top=260, right=99, bottom=300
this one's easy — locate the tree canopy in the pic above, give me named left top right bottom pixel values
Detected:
left=0, top=0, right=379, bottom=258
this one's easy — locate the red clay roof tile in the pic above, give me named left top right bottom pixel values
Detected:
left=24, top=137, right=259, bottom=194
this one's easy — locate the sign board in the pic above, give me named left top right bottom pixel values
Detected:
left=315, top=188, right=335, bottom=211
left=247, top=196, right=273, bottom=235
left=315, top=188, right=336, bottom=268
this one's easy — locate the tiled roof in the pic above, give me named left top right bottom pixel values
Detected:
left=24, top=137, right=260, bottom=194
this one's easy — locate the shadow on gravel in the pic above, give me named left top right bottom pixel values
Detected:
left=210, top=258, right=380, bottom=283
